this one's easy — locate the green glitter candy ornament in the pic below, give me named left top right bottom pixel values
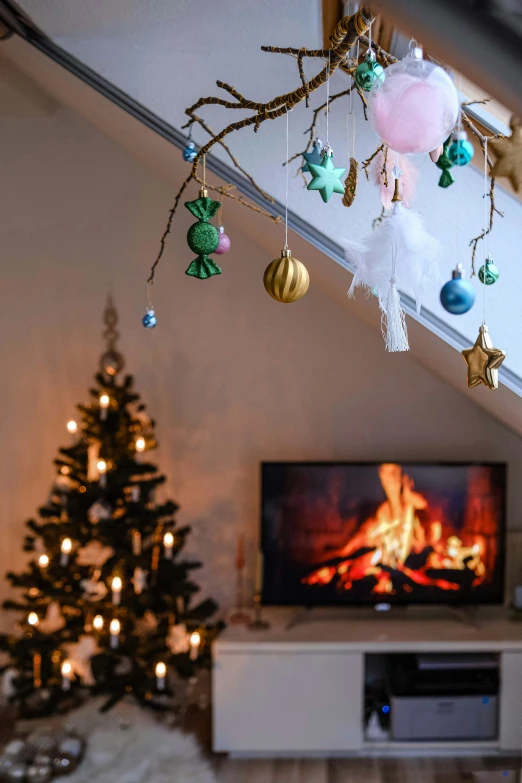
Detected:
left=184, top=188, right=222, bottom=279
left=478, top=256, right=500, bottom=285
left=435, top=138, right=454, bottom=188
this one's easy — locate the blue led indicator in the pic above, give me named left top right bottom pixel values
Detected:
left=381, top=705, right=390, bottom=714
left=482, top=697, right=490, bottom=705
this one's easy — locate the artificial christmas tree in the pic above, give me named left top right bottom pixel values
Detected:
left=0, top=297, right=222, bottom=718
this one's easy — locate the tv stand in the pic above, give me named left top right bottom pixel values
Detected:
left=213, top=607, right=522, bottom=757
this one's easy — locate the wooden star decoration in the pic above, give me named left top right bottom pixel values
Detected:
left=461, top=324, right=506, bottom=390
left=489, top=115, right=522, bottom=192
left=307, top=153, right=346, bottom=203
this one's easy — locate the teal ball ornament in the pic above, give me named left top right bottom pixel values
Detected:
left=354, top=49, right=385, bottom=93
left=182, top=141, right=197, bottom=162
left=447, top=130, right=474, bottom=166
left=440, top=265, right=476, bottom=314
left=142, top=307, right=157, bottom=329
left=478, top=256, right=500, bottom=285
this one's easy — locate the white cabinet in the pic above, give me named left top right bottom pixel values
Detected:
left=499, top=651, right=522, bottom=751
left=213, top=650, right=364, bottom=753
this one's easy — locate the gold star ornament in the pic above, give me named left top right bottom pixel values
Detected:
left=461, top=324, right=506, bottom=390
left=489, top=115, right=522, bottom=192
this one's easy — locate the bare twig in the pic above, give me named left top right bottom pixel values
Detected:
left=362, top=144, right=384, bottom=181
left=286, top=86, right=355, bottom=167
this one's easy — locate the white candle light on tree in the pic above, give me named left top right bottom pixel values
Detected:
left=163, top=531, right=174, bottom=560
left=97, top=459, right=107, bottom=488
left=132, top=529, right=141, bottom=555
left=93, top=614, right=104, bottom=631
left=135, top=436, right=146, bottom=457
left=60, top=538, right=72, bottom=566
left=99, top=393, right=110, bottom=420
left=155, top=661, right=166, bottom=691
left=189, top=630, right=201, bottom=661
left=66, top=420, right=78, bottom=442
left=111, top=575, right=122, bottom=605
left=38, top=554, right=49, bottom=569
left=110, top=618, right=120, bottom=649
left=61, top=660, right=73, bottom=691
left=28, top=612, right=39, bottom=627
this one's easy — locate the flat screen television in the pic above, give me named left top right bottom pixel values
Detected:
left=261, top=462, right=506, bottom=606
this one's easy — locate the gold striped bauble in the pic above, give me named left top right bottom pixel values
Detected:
left=263, top=247, right=309, bottom=303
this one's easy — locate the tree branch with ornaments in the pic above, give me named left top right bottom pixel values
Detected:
left=145, top=7, right=514, bottom=388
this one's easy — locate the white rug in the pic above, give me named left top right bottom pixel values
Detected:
left=62, top=698, right=216, bottom=783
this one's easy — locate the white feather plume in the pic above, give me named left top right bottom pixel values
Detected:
left=345, top=202, right=441, bottom=315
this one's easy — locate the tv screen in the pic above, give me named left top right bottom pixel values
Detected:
left=261, top=462, right=506, bottom=606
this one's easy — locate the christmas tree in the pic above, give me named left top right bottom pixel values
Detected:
left=0, top=297, right=222, bottom=717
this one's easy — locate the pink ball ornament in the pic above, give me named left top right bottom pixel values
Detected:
left=215, top=226, right=231, bottom=255
left=368, top=50, right=459, bottom=155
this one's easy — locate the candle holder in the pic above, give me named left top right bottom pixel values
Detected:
left=248, top=592, right=270, bottom=631
left=229, top=553, right=250, bottom=625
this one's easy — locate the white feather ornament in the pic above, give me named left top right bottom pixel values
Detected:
left=344, top=179, right=440, bottom=352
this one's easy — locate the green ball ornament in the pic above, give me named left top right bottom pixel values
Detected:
left=184, top=188, right=222, bottom=279
left=478, top=256, right=500, bottom=285
left=354, top=49, right=385, bottom=93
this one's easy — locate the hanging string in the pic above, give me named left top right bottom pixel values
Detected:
left=325, top=49, right=331, bottom=147
left=147, top=281, right=153, bottom=308
left=202, top=154, right=207, bottom=189
left=368, top=21, right=372, bottom=53
left=285, top=108, right=289, bottom=248
left=482, top=139, right=488, bottom=326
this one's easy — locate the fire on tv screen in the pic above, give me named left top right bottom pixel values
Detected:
left=261, top=462, right=506, bottom=606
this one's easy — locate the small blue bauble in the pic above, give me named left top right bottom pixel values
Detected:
left=447, top=131, right=474, bottom=166
left=440, top=265, right=475, bottom=314
left=182, top=141, right=197, bottom=163
left=142, top=307, right=157, bottom=329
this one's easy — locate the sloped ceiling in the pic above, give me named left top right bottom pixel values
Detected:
left=3, top=33, right=522, bottom=439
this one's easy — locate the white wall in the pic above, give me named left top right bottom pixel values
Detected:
left=1, top=105, right=522, bottom=623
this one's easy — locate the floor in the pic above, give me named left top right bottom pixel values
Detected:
left=214, top=757, right=521, bottom=782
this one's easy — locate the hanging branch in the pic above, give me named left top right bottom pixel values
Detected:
left=147, top=4, right=510, bottom=286
left=147, top=7, right=374, bottom=284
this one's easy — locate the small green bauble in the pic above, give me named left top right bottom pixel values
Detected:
left=354, top=51, right=385, bottom=92
left=478, top=257, right=500, bottom=285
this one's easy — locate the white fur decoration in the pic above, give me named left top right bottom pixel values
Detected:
left=61, top=698, right=216, bottom=783
left=371, top=151, right=419, bottom=209
left=344, top=200, right=440, bottom=352
left=345, top=202, right=440, bottom=315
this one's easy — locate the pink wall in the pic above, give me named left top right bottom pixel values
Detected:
left=1, top=107, right=521, bottom=621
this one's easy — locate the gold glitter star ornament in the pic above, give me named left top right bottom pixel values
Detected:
left=461, top=324, right=506, bottom=390
left=489, top=115, right=522, bottom=192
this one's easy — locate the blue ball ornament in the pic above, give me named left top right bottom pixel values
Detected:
left=440, top=265, right=476, bottom=315
left=182, top=141, right=197, bottom=163
left=447, top=131, right=474, bottom=166
left=142, top=307, right=157, bottom=329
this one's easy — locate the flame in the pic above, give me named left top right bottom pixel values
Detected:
left=302, top=464, right=491, bottom=597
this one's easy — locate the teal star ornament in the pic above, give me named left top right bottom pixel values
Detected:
left=307, top=150, right=346, bottom=203
left=302, top=138, right=323, bottom=173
